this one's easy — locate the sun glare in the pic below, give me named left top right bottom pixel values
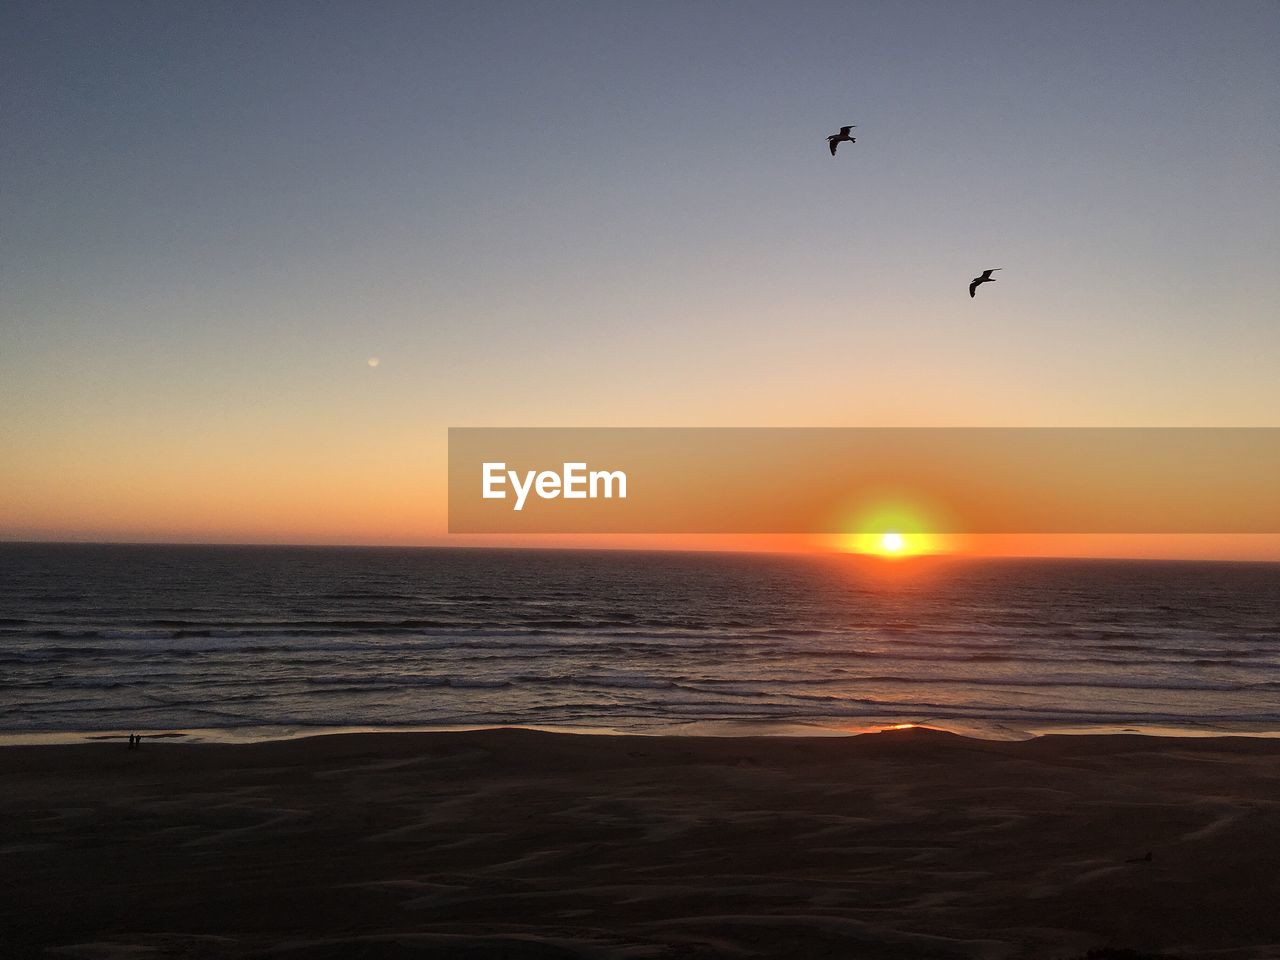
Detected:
left=836, top=530, right=937, bottom=558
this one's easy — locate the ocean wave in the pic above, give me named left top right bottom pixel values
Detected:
left=5, top=545, right=1280, bottom=736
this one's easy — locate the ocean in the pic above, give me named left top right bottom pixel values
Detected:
left=2, top=544, right=1278, bottom=740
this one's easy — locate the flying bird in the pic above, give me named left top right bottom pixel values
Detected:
left=969, top=268, right=1001, bottom=298
left=827, top=125, right=856, bottom=156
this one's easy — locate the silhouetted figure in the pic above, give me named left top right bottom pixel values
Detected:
left=969, top=268, right=1001, bottom=298
left=127, top=733, right=135, bottom=749
left=827, top=125, right=856, bottom=156
left=1125, top=851, right=1153, bottom=863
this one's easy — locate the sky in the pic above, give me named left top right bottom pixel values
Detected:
left=2, top=1, right=1278, bottom=555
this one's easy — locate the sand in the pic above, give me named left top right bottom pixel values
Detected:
left=2, top=727, right=1279, bottom=960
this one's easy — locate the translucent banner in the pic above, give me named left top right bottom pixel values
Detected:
left=448, top=428, right=1280, bottom=534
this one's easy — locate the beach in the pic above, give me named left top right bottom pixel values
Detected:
left=7, top=1, right=1280, bottom=957
left=4, top=727, right=1279, bottom=959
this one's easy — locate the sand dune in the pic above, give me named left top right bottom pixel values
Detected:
left=3, top=728, right=1279, bottom=959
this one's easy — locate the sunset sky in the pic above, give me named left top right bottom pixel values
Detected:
left=2, top=1, right=1278, bottom=557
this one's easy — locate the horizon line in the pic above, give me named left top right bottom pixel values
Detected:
left=3, top=537, right=1279, bottom=566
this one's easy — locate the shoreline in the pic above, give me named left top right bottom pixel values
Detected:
left=5, top=717, right=1280, bottom=748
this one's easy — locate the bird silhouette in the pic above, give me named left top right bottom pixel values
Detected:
left=827, top=125, right=856, bottom=156
left=969, top=268, right=1001, bottom=298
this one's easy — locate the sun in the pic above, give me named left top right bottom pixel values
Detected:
left=835, top=530, right=937, bottom=558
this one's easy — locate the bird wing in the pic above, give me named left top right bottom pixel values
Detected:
left=969, top=279, right=979, bottom=297
left=829, top=139, right=838, bottom=156
left=840, top=126, right=854, bottom=135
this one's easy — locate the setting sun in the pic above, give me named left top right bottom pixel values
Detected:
left=836, top=530, right=937, bottom=557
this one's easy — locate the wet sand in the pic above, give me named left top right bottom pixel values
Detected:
left=2, top=727, right=1279, bottom=959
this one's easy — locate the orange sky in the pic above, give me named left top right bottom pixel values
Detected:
left=4, top=428, right=1279, bottom=559
left=3, top=5, right=1278, bottom=562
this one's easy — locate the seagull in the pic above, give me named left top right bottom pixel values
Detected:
left=969, top=268, right=1001, bottom=298
left=827, top=125, right=856, bottom=156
